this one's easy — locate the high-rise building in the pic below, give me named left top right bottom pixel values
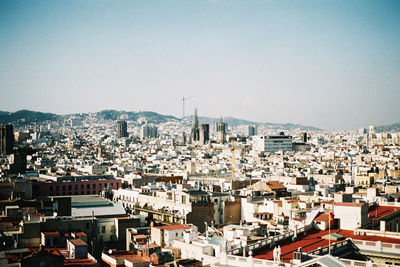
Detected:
left=0, top=125, right=14, bottom=155
left=248, top=125, right=257, bottom=136
left=301, top=132, right=308, bottom=143
left=199, top=124, right=210, bottom=145
left=190, top=109, right=200, bottom=142
left=116, top=120, right=128, bottom=138
left=217, top=121, right=226, bottom=144
left=142, top=125, right=158, bottom=139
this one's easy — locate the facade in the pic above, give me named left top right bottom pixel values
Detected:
left=253, top=132, right=293, bottom=153
left=0, top=124, right=14, bottom=155
left=247, top=125, right=257, bottom=137
left=141, top=125, right=158, bottom=139
left=217, top=121, right=226, bottom=144
left=117, top=120, right=128, bottom=138
left=334, top=202, right=368, bottom=230
left=199, top=123, right=209, bottom=145
left=190, top=109, right=200, bottom=142
left=33, top=176, right=121, bottom=197
left=301, top=132, right=308, bottom=143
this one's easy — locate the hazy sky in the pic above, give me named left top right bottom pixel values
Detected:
left=1, top=0, right=399, bottom=130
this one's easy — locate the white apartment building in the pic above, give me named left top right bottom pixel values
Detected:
left=252, top=133, right=292, bottom=153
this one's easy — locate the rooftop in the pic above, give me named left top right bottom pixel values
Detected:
left=253, top=228, right=400, bottom=263
left=68, top=238, right=88, bottom=246
left=368, top=205, right=399, bottom=222
left=335, top=202, right=365, bottom=207
left=153, top=224, right=192, bottom=231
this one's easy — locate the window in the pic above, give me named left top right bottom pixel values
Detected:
left=102, top=226, right=106, bottom=233
left=49, top=186, right=53, bottom=191
left=86, top=222, right=90, bottom=229
left=68, top=185, right=72, bottom=190
left=98, top=184, right=102, bottom=188
left=87, top=184, right=90, bottom=189
left=75, top=185, right=78, bottom=190
left=62, top=185, right=66, bottom=191
left=92, top=184, right=96, bottom=188
left=56, top=186, right=59, bottom=191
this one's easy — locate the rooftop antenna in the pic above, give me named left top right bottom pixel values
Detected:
left=181, top=96, right=194, bottom=119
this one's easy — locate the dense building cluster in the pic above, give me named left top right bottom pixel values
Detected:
left=1, top=111, right=400, bottom=266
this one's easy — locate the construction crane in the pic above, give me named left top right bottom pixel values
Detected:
left=181, top=96, right=194, bottom=119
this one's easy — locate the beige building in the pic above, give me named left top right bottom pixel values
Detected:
left=334, top=202, right=368, bottom=230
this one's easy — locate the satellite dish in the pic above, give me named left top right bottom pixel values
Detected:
left=108, top=249, right=112, bottom=254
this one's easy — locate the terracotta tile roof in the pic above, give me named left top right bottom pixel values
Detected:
left=64, top=258, right=97, bottom=265
left=265, top=181, right=286, bottom=190
left=253, top=228, right=400, bottom=263
left=76, top=232, right=87, bottom=236
left=68, top=238, right=87, bottom=246
left=314, top=213, right=329, bottom=222
left=42, top=231, right=60, bottom=236
left=153, top=224, right=192, bottom=231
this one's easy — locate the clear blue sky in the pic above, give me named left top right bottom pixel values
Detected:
left=1, top=0, right=399, bottom=130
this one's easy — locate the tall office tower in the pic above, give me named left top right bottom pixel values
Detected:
left=142, top=125, right=149, bottom=139
left=149, top=126, right=158, bottom=138
left=0, top=125, right=14, bottom=155
left=301, top=132, right=308, bottom=143
left=199, top=124, right=210, bottom=145
left=217, top=121, right=226, bottom=144
left=116, top=120, right=128, bottom=138
left=190, top=109, right=200, bottom=142
left=248, top=125, right=257, bottom=136
left=142, top=125, right=158, bottom=139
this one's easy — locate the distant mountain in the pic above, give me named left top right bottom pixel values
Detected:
left=190, top=116, right=322, bottom=131
left=0, top=110, right=61, bottom=125
left=376, top=123, right=400, bottom=133
left=0, top=109, right=322, bottom=130
left=94, top=110, right=178, bottom=123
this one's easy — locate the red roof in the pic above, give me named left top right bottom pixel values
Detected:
left=42, top=231, right=60, bottom=236
left=76, top=232, right=87, bottom=236
left=266, top=181, right=286, bottom=190
left=64, top=258, right=97, bottom=265
left=314, top=213, right=330, bottom=222
left=335, top=202, right=365, bottom=207
left=29, top=213, right=43, bottom=217
left=368, top=205, right=399, bottom=222
left=153, top=224, right=192, bottom=231
left=68, top=238, right=87, bottom=246
left=254, top=228, right=400, bottom=263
